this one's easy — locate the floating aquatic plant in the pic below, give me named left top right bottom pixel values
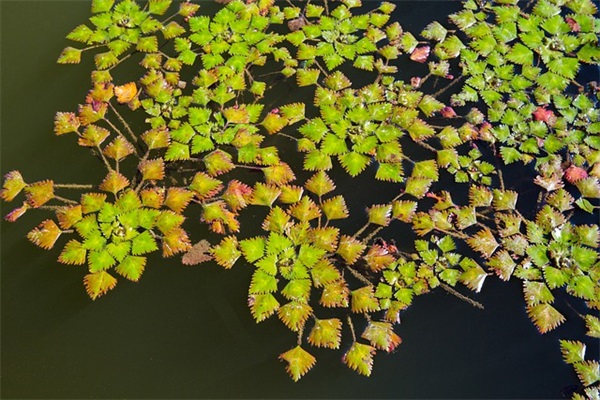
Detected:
left=1, top=0, right=598, bottom=389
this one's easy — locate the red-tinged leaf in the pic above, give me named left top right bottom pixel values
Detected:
left=410, top=46, right=430, bottom=63
left=564, top=165, right=588, bottom=184
left=262, top=111, right=288, bottom=134
left=321, top=195, right=349, bottom=220
left=526, top=303, right=566, bottom=333
left=288, top=196, right=321, bottom=221
left=204, top=150, right=235, bottom=176
left=211, top=236, right=241, bottom=269
left=308, top=318, right=342, bottom=349
left=54, top=112, right=80, bottom=135
left=58, top=239, right=87, bottom=265
left=343, top=342, right=376, bottom=376
left=263, top=163, right=296, bottom=185
left=188, top=172, right=223, bottom=200
left=279, top=346, right=316, bottom=382
left=78, top=102, right=107, bottom=125
left=351, top=286, right=380, bottom=313
left=139, top=158, right=165, bottom=181
left=223, top=105, right=250, bottom=124
left=27, top=219, right=62, bottom=249
left=278, top=301, right=313, bottom=331
left=80, top=193, right=107, bottom=213
left=249, top=293, right=280, bottom=322
left=83, top=271, right=117, bottom=300
left=320, top=279, right=349, bottom=308
left=162, top=227, right=191, bottom=257
left=222, top=180, right=252, bottom=211
left=182, top=240, right=213, bottom=265
left=363, top=245, right=395, bottom=272
left=114, top=82, right=137, bottom=104
left=5, top=201, right=30, bottom=222
left=466, top=227, right=499, bottom=258
left=337, top=235, right=366, bottom=265
left=25, top=180, right=54, bottom=208
left=78, top=125, right=110, bottom=147
left=305, top=171, right=335, bottom=197
left=103, top=137, right=135, bottom=161
left=164, top=188, right=194, bottom=213
left=140, top=188, right=165, bottom=208
left=1, top=170, right=27, bottom=201
left=142, top=128, right=170, bottom=149
left=361, top=321, right=402, bottom=352
left=99, top=171, right=130, bottom=194
left=56, top=205, right=83, bottom=229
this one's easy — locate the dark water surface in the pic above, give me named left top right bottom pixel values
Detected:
left=1, top=1, right=596, bottom=399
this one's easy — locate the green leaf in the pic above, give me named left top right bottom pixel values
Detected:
left=115, top=256, right=146, bottom=282
left=567, top=275, right=596, bottom=300
left=560, top=340, right=587, bottom=364
left=88, top=249, right=116, bottom=272
left=58, top=240, right=87, bottom=265
left=279, top=346, right=316, bottom=382
left=405, top=177, right=432, bottom=199
left=523, top=281, right=554, bottom=307
left=459, top=258, right=488, bottom=292
left=305, top=171, right=335, bottom=197
left=164, top=142, right=190, bottom=161
left=249, top=293, right=280, bottom=322
left=249, top=270, right=278, bottom=294
left=149, top=0, right=171, bottom=15
left=94, top=51, right=119, bottom=69
left=573, top=361, right=600, bottom=387
left=278, top=300, right=312, bottom=330
left=91, top=0, right=114, bottom=13
left=367, top=204, right=392, bottom=226
left=339, top=152, right=370, bottom=176
left=57, top=47, right=82, bottom=64
left=585, top=315, right=600, bottom=338
left=131, top=230, right=159, bottom=255
left=240, top=237, right=266, bottom=263
left=343, top=342, right=376, bottom=377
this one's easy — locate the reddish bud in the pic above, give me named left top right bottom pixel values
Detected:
left=566, top=17, right=580, bottom=32
left=410, top=77, right=422, bottom=88
left=564, top=165, right=588, bottom=184
left=441, top=106, right=456, bottom=118
left=533, top=107, right=556, bottom=125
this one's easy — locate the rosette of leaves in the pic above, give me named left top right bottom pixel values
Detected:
left=58, top=0, right=198, bottom=72
left=29, top=189, right=191, bottom=299
left=282, top=0, right=402, bottom=75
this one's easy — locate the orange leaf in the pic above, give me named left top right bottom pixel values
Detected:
left=114, top=82, right=137, bottom=103
left=139, top=158, right=165, bottom=181
left=25, top=180, right=54, bottom=208
left=103, top=137, right=135, bottom=160
left=99, top=171, right=130, bottom=194
left=164, top=187, right=194, bottom=213
left=27, top=219, right=62, bottom=249
left=84, top=271, right=117, bottom=300
left=162, top=227, right=192, bottom=257
left=5, top=201, right=30, bottom=222
left=55, top=205, right=83, bottom=229
left=140, top=187, right=165, bottom=208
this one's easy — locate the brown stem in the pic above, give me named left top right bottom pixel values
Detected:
left=54, top=195, right=78, bottom=205
left=432, top=74, right=463, bottom=98
left=54, top=184, right=94, bottom=189
left=345, top=265, right=373, bottom=287
left=107, top=102, right=140, bottom=150
left=346, top=315, right=356, bottom=342
left=440, top=283, right=484, bottom=309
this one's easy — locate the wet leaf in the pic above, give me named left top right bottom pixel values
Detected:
left=526, top=303, right=566, bottom=333
left=25, top=180, right=54, bottom=208
left=573, top=361, right=600, bottom=387
left=279, top=346, right=316, bottom=382
left=351, top=286, right=379, bottom=313
left=467, top=228, right=499, bottom=258
left=343, top=342, right=376, bottom=377
left=337, top=235, right=366, bottom=265
left=84, top=271, right=117, bottom=300
left=361, top=321, right=401, bottom=352
left=249, top=293, right=280, bottom=322
left=27, top=219, right=62, bottom=250
left=560, top=340, right=587, bottom=364
left=308, top=318, right=342, bottom=349
left=211, top=236, right=241, bottom=269
left=278, top=300, right=312, bottom=331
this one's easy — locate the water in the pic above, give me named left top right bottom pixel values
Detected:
left=1, top=1, right=596, bottom=398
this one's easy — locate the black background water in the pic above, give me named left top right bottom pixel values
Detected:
left=1, top=1, right=596, bottom=398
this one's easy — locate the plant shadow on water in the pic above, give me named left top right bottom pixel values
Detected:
left=1, top=0, right=599, bottom=399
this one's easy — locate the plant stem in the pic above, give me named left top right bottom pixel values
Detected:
left=432, top=74, right=463, bottom=98
left=107, top=102, right=141, bottom=149
left=352, top=222, right=371, bottom=240
left=54, top=195, right=78, bottom=205
left=54, top=184, right=94, bottom=189
left=347, top=315, right=356, bottom=342
left=440, top=283, right=484, bottom=309
left=95, top=145, right=114, bottom=171
left=346, top=265, right=373, bottom=287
